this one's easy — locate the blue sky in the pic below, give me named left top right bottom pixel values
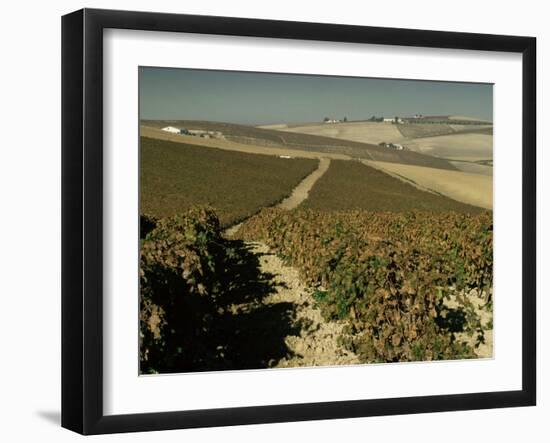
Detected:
left=139, top=67, right=493, bottom=125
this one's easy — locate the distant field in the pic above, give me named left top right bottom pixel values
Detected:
left=142, top=120, right=457, bottom=171
left=448, top=125, right=493, bottom=135
left=140, top=126, right=352, bottom=160
left=301, top=160, right=484, bottom=213
left=397, top=123, right=456, bottom=139
left=277, top=121, right=492, bottom=144
left=257, top=123, right=289, bottom=130
left=448, top=115, right=492, bottom=123
left=397, top=123, right=493, bottom=139
left=406, top=133, right=493, bottom=162
left=450, top=161, right=493, bottom=176
left=405, top=115, right=491, bottom=125
left=274, top=121, right=405, bottom=145
left=365, top=160, right=493, bottom=209
left=140, top=136, right=319, bottom=226
left=259, top=120, right=492, bottom=172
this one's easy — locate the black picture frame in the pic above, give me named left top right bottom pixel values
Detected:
left=61, top=8, right=537, bottom=435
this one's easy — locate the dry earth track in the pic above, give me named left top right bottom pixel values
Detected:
left=225, top=158, right=359, bottom=367
left=224, top=158, right=331, bottom=236
left=247, top=242, right=360, bottom=368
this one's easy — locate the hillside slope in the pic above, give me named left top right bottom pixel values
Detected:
left=140, top=136, right=318, bottom=226
left=142, top=120, right=458, bottom=170
left=301, top=160, right=485, bottom=213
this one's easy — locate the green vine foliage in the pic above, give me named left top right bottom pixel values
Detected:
left=139, top=207, right=231, bottom=373
left=238, top=208, right=492, bottom=363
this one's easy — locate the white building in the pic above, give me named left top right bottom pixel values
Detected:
left=161, top=126, right=181, bottom=134
left=383, top=117, right=404, bottom=124
left=380, top=142, right=405, bottom=150
left=187, top=129, right=224, bottom=139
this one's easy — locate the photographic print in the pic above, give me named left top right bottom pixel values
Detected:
left=138, top=67, right=493, bottom=375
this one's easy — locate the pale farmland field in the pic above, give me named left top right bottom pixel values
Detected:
left=268, top=121, right=406, bottom=145
left=448, top=115, right=492, bottom=122
left=142, top=122, right=458, bottom=170
left=450, top=161, right=493, bottom=176
left=405, top=132, right=493, bottom=162
left=364, top=160, right=493, bottom=209
left=140, top=125, right=352, bottom=160
left=261, top=120, right=493, bottom=167
left=448, top=124, right=493, bottom=133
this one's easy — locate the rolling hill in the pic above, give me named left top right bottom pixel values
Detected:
left=301, top=159, right=484, bottom=213
left=141, top=120, right=458, bottom=170
left=140, top=136, right=318, bottom=226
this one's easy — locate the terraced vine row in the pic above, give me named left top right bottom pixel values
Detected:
left=237, top=208, right=493, bottom=363
left=139, top=208, right=236, bottom=373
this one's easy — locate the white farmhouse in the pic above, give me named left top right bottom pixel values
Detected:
left=383, top=117, right=404, bottom=124
left=161, top=126, right=181, bottom=134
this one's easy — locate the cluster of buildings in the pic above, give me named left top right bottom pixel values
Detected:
left=382, top=117, right=405, bottom=124
left=161, top=126, right=224, bottom=139
left=378, top=142, right=404, bottom=151
left=323, top=114, right=425, bottom=125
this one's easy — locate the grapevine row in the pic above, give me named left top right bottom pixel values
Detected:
left=237, top=208, right=493, bottom=363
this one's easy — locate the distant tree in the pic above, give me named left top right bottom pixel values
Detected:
left=343, top=116, right=348, bottom=122
left=323, top=117, right=330, bottom=122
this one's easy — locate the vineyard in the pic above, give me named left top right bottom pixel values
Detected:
left=140, top=136, right=318, bottom=226
left=237, top=208, right=493, bottom=362
left=301, top=160, right=484, bottom=213
left=140, top=206, right=493, bottom=372
left=140, top=207, right=304, bottom=373
left=140, top=208, right=228, bottom=373
left=141, top=120, right=458, bottom=170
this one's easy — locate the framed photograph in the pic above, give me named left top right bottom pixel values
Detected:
left=61, top=8, right=536, bottom=435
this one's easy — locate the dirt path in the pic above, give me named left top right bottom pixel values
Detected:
left=278, top=158, right=330, bottom=210
left=221, top=154, right=491, bottom=367
left=224, top=158, right=330, bottom=237
left=141, top=126, right=351, bottom=160
left=222, top=158, right=358, bottom=367
left=243, top=242, right=360, bottom=368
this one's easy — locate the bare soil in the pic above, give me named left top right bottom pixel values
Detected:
left=140, top=125, right=351, bottom=160
left=223, top=157, right=331, bottom=236
left=222, top=159, right=359, bottom=367
left=446, top=290, right=493, bottom=359
left=364, top=160, right=493, bottom=210
left=406, top=133, right=493, bottom=162
left=141, top=122, right=458, bottom=170
left=278, top=158, right=331, bottom=209
left=245, top=242, right=360, bottom=368
left=450, top=161, right=493, bottom=176
left=276, top=121, right=406, bottom=145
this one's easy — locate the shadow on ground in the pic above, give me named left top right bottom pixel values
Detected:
left=36, top=410, right=60, bottom=426
left=144, top=239, right=300, bottom=374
